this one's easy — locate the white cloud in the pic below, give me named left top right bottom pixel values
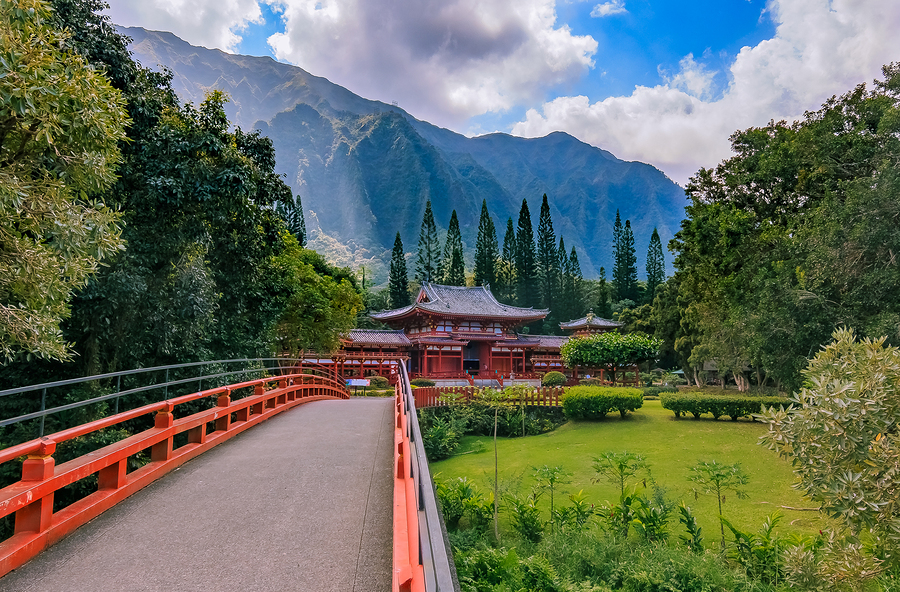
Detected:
left=108, top=0, right=598, bottom=129
left=106, top=0, right=263, bottom=52
left=662, top=54, right=714, bottom=99
left=265, top=0, right=597, bottom=127
left=513, top=0, right=900, bottom=185
left=590, top=0, right=627, bottom=18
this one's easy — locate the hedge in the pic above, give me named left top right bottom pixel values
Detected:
left=561, top=386, right=644, bottom=420
left=659, top=392, right=791, bottom=421
left=542, top=371, right=567, bottom=387
left=642, top=386, right=678, bottom=399
left=411, top=378, right=436, bottom=387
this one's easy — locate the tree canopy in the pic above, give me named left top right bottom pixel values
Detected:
left=560, top=332, right=661, bottom=368
left=667, top=63, right=900, bottom=390
left=0, top=0, right=128, bottom=361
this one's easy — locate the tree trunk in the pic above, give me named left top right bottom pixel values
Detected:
left=493, top=406, right=499, bottom=541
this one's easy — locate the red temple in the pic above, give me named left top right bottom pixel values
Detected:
left=319, top=284, right=625, bottom=385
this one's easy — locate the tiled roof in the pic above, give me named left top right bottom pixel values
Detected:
left=531, top=334, right=570, bottom=349
left=371, top=283, right=548, bottom=322
left=559, top=311, right=623, bottom=331
left=346, top=329, right=411, bottom=346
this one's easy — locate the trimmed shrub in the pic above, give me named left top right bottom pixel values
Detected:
left=411, top=378, right=436, bottom=387
left=561, top=386, right=644, bottom=420
left=642, top=386, right=678, bottom=400
left=579, top=377, right=603, bottom=386
left=660, top=392, right=791, bottom=421
left=542, top=371, right=568, bottom=387
left=368, top=375, right=390, bottom=389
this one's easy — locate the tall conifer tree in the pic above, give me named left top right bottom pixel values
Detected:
left=645, top=227, right=665, bottom=301
left=569, top=246, right=585, bottom=318
left=515, top=199, right=537, bottom=308
left=473, top=200, right=498, bottom=287
left=277, top=196, right=306, bottom=246
left=416, top=200, right=439, bottom=283
left=614, top=220, right=639, bottom=302
left=536, top=194, right=559, bottom=312
left=442, top=210, right=465, bottom=286
left=555, top=236, right=571, bottom=325
left=597, top=266, right=612, bottom=318
left=389, top=232, right=410, bottom=308
left=502, top=218, right=516, bottom=264
left=497, top=217, right=517, bottom=304
left=611, top=210, right=623, bottom=301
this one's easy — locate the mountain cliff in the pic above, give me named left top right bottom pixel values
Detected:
left=123, top=27, right=687, bottom=285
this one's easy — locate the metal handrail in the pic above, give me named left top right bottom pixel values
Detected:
left=0, top=358, right=346, bottom=436
left=397, top=363, right=458, bottom=591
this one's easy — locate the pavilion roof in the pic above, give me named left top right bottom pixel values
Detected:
left=371, top=283, right=548, bottom=323
left=531, top=334, right=570, bottom=349
left=559, top=310, right=623, bottom=331
left=344, top=329, right=411, bottom=347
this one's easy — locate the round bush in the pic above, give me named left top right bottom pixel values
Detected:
left=368, top=375, right=390, bottom=389
left=542, top=371, right=567, bottom=387
left=411, top=378, right=436, bottom=387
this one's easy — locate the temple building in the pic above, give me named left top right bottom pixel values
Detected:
left=322, top=283, right=624, bottom=384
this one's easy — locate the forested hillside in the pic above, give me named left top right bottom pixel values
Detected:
left=124, top=27, right=687, bottom=284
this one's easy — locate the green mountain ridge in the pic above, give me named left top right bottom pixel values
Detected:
left=122, top=26, right=687, bottom=286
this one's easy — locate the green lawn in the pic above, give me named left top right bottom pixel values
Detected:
left=431, top=400, right=829, bottom=547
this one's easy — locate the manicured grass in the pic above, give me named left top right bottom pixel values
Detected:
left=431, top=400, right=829, bottom=547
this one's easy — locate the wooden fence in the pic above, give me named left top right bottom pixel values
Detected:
left=413, top=386, right=565, bottom=409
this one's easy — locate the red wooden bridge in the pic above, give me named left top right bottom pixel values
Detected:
left=0, top=361, right=456, bottom=591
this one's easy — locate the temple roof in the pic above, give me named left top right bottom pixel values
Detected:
left=559, top=310, right=623, bottom=332
left=344, top=329, right=411, bottom=346
left=531, top=334, right=570, bottom=349
left=371, top=283, right=548, bottom=323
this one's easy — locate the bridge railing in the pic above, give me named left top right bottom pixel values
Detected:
left=393, top=364, right=458, bottom=592
left=0, top=357, right=345, bottom=440
left=0, top=372, right=349, bottom=577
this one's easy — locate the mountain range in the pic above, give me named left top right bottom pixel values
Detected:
left=123, top=27, right=688, bottom=286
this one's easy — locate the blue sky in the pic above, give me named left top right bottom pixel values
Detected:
left=107, top=0, right=900, bottom=184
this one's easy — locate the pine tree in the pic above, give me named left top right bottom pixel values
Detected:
left=441, top=210, right=465, bottom=286
left=416, top=200, right=439, bottom=283
left=645, top=227, right=665, bottom=302
left=611, top=210, right=622, bottom=300
left=536, top=194, right=559, bottom=312
left=389, top=232, right=410, bottom=308
left=569, top=246, right=585, bottom=318
left=276, top=197, right=306, bottom=246
left=496, top=218, right=517, bottom=304
left=597, top=266, right=613, bottom=318
left=614, top=220, right=639, bottom=302
left=503, top=217, right=516, bottom=263
left=556, top=236, right=571, bottom=324
left=473, top=200, right=498, bottom=287
left=515, top=199, right=537, bottom=308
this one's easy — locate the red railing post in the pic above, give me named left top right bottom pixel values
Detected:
left=98, top=457, right=127, bottom=491
left=151, top=403, right=174, bottom=462
left=15, top=438, right=56, bottom=535
left=216, top=391, right=232, bottom=431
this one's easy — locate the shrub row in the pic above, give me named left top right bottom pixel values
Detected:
left=659, top=392, right=791, bottom=421
left=561, top=386, right=644, bottom=420
left=642, top=386, right=678, bottom=399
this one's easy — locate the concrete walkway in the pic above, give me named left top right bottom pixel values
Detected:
left=0, top=397, right=394, bottom=592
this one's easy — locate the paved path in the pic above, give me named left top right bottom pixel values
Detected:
left=0, top=397, right=394, bottom=592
